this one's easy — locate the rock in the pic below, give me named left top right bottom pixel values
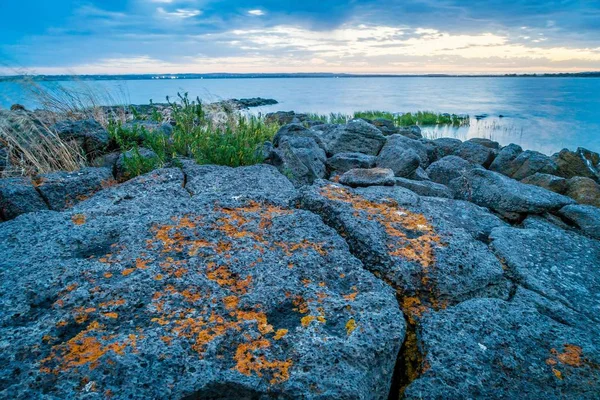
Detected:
left=369, top=118, right=399, bottom=136
left=34, top=167, right=115, bottom=211
left=320, top=120, right=386, bottom=156
left=299, top=182, right=508, bottom=320
left=449, top=168, right=575, bottom=217
left=408, top=167, right=431, bottom=181
left=0, top=147, right=9, bottom=172
left=425, top=156, right=479, bottom=186
left=10, top=104, right=26, bottom=111
left=433, top=138, right=462, bottom=159
left=376, top=140, right=421, bottom=177
left=565, top=176, right=600, bottom=207
left=558, top=204, right=600, bottom=240
left=121, top=121, right=173, bottom=138
left=115, top=148, right=160, bottom=182
left=490, top=224, right=600, bottom=323
left=339, top=168, right=395, bottom=187
left=0, top=165, right=404, bottom=399
left=521, top=173, right=568, bottom=194
left=453, top=141, right=496, bottom=167
left=382, top=134, right=432, bottom=167
left=489, top=143, right=523, bottom=174
left=490, top=145, right=558, bottom=180
left=265, top=111, right=307, bottom=125
left=273, top=136, right=327, bottom=186
left=326, top=152, right=376, bottom=173
left=394, top=178, right=452, bottom=198
left=232, top=98, right=278, bottom=108
left=467, top=137, right=500, bottom=150
left=0, top=177, right=48, bottom=221
left=272, top=123, right=325, bottom=151
left=552, top=148, right=600, bottom=182
left=404, top=298, right=600, bottom=399
left=91, top=151, right=122, bottom=170
left=52, top=119, right=109, bottom=157
left=397, top=126, right=422, bottom=139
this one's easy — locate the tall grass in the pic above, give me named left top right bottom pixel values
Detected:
left=354, top=110, right=469, bottom=127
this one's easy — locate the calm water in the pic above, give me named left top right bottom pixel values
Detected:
left=1, top=77, right=599, bottom=154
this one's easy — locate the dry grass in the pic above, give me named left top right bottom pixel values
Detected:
left=0, top=111, right=86, bottom=177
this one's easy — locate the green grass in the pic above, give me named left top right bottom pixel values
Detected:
left=305, top=113, right=351, bottom=124
left=353, top=110, right=469, bottom=127
left=108, top=93, right=279, bottom=178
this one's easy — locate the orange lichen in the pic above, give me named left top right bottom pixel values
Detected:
left=234, top=339, right=292, bottom=385
left=223, top=296, right=239, bottom=310
left=103, top=272, right=113, bottom=279
left=121, top=268, right=135, bottom=276
left=343, top=286, right=359, bottom=301
left=345, top=319, right=357, bottom=335
left=301, top=315, right=316, bottom=327
left=548, top=344, right=585, bottom=369
left=135, top=258, right=150, bottom=270
left=103, top=313, right=118, bottom=319
left=273, top=329, right=288, bottom=340
left=71, top=214, right=86, bottom=225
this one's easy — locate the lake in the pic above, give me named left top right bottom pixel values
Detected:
left=1, top=77, right=599, bottom=155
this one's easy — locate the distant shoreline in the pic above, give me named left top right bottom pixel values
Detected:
left=1, top=72, right=600, bottom=82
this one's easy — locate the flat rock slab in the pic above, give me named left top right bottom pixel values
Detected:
left=0, top=166, right=404, bottom=399
left=300, top=182, right=508, bottom=321
left=490, top=224, right=600, bottom=324
left=404, top=298, right=600, bottom=399
left=339, top=168, right=395, bottom=187
left=558, top=204, right=600, bottom=240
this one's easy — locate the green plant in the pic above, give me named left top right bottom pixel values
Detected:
left=121, top=147, right=162, bottom=179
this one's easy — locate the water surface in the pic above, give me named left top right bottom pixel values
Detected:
left=1, top=77, right=599, bottom=154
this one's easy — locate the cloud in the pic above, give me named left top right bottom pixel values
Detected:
left=157, top=7, right=202, bottom=19
left=248, top=9, right=265, bottom=16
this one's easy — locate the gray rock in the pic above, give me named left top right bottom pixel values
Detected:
left=383, top=134, right=432, bottom=167
left=394, top=178, right=452, bottom=198
left=265, top=111, right=307, bottom=125
left=565, top=176, right=600, bottom=207
left=552, top=148, right=600, bottom=182
left=0, top=147, right=9, bottom=172
left=558, top=204, right=600, bottom=240
left=115, top=147, right=160, bottom=181
left=0, top=177, right=48, bottom=221
left=397, top=125, right=422, bottom=139
left=320, top=120, right=387, bottom=156
left=326, top=152, right=376, bottom=173
left=35, top=167, right=115, bottom=211
left=370, top=118, right=399, bottom=136
left=274, top=136, right=327, bottom=186
left=490, top=224, right=600, bottom=323
left=490, top=145, right=558, bottom=180
left=377, top=141, right=421, bottom=177
left=299, top=182, right=507, bottom=321
left=52, top=119, right=109, bottom=157
left=453, top=141, right=496, bottom=167
left=521, top=173, right=568, bottom=194
left=467, top=137, right=500, bottom=150
left=489, top=143, right=523, bottom=174
left=404, top=298, right=600, bottom=399
left=425, top=155, right=479, bottom=186
left=408, top=166, right=431, bottom=181
left=272, top=123, right=326, bottom=151
left=339, top=168, right=395, bottom=187
left=91, top=151, right=121, bottom=170
left=432, top=138, right=462, bottom=159
left=0, top=165, right=404, bottom=400
left=449, top=168, right=575, bottom=216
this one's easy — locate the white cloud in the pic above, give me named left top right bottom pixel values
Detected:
left=157, top=7, right=202, bottom=19
left=248, top=9, right=265, bottom=16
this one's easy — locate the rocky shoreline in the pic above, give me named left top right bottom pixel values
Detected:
left=1, top=106, right=599, bottom=399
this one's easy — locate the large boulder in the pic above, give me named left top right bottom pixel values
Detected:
left=449, top=168, right=575, bottom=218
left=425, top=156, right=479, bottom=186
left=432, top=138, right=462, bottom=159
left=272, top=123, right=325, bottom=151
left=52, top=119, right=109, bottom=158
left=376, top=141, right=421, bottom=177
left=326, top=152, right=376, bottom=173
left=320, top=120, right=386, bottom=156
left=521, top=173, right=568, bottom=194
left=490, top=224, right=600, bottom=323
left=404, top=298, right=600, bottom=399
left=489, top=143, right=523, bottom=174
left=397, top=126, right=422, bottom=139
left=265, top=111, right=307, bottom=125
left=552, top=148, right=600, bottom=182
left=453, top=141, right=496, bottom=167
left=558, top=204, right=600, bottom=240
left=382, top=135, right=432, bottom=167
left=467, top=137, right=500, bottom=150
left=490, top=145, right=557, bottom=180
left=273, top=136, right=327, bottom=186
left=299, top=182, right=508, bottom=321
left=339, top=168, right=395, bottom=187
left=369, top=118, right=399, bottom=136
left=34, top=167, right=115, bottom=211
left=0, top=165, right=404, bottom=399
left=0, top=177, right=48, bottom=221
left=565, top=176, right=600, bottom=207
left=394, top=178, right=452, bottom=199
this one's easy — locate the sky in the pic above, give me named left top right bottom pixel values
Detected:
left=1, top=0, right=600, bottom=75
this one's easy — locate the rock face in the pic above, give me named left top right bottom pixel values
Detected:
left=449, top=168, right=575, bottom=217
left=553, top=148, right=600, bottom=182
left=558, top=204, right=600, bottom=240
left=453, top=141, right=496, bottom=167
left=0, top=177, right=47, bottom=221
left=326, top=152, right=376, bottom=173
left=404, top=298, right=600, bottom=399
left=0, top=166, right=404, bottom=399
left=320, top=120, right=386, bottom=156
left=565, top=176, right=600, bottom=207
left=300, top=182, right=508, bottom=319
left=35, top=168, right=115, bottom=211
left=425, top=156, right=479, bottom=186
left=490, top=145, right=558, bottom=180
left=394, top=178, right=452, bottom=199
left=274, top=136, right=327, bottom=186
left=376, top=140, right=421, bottom=177
left=521, top=173, right=568, bottom=194
left=432, top=138, right=462, bottom=159
left=52, top=119, right=109, bottom=158
left=339, top=168, right=395, bottom=187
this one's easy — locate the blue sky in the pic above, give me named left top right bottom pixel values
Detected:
left=1, top=0, right=600, bottom=74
